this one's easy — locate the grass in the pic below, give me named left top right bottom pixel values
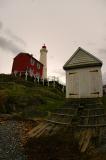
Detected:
left=0, top=80, right=65, bottom=118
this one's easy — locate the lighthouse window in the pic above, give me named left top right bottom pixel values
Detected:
left=37, top=63, right=40, bottom=69
left=30, top=58, right=35, bottom=65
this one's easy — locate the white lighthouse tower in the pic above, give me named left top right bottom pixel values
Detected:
left=40, top=44, right=48, bottom=79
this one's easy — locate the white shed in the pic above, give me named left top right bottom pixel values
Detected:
left=63, top=47, right=103, bottom=99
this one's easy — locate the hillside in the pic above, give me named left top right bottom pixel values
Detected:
left=0, top=76, right=65, bottom=118
left=1, top=75, right=106, bottom=160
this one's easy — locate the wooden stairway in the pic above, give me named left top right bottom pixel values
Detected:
left=28, top=100, right=106, bottom=152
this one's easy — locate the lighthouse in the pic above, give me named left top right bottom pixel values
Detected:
left=40, top=44, right=48, bottom=79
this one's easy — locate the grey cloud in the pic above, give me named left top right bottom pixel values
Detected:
left=0, top=21, right=26, bottom=46
left=99, top=48, right=106, bottom=54
left=52, top=69, right=65, bottom=77
left=0, top=21, right=26, bottom=52
left=31, top=0, right=35, bottom=2
left=0, top=0, right=9, bottom=8
left=0, top=36, right=24, bottom=53
left=0, top=21, right=3, bottom=30
left=49, top=55, right=54, bottom=59
left=104, top=38, right=106, bottom=41
left=51, top=69, right=65, bottom=84
left=86, top=42, right=95, bottom=46
left=101, top=0, right=106, bottom=4
left=5, top=29, right=26, bottom=46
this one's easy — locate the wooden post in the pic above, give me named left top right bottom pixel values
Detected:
left=62, top=85, right=65, bottom=92
left=34, top=76, right=36, bottom=83
left=48, top=78, right=49, bottom=87
left=53, top=76, right=55, bottom=88
left=42, top=78, right=44, bottom=86
left=48, top=111, right=51, bottom=118
left=14, top=71, right=17, bottom=77
left=86, top=109, right=90, bottom=124
left=19, top=72, right=21, bottom=77
left=37, top=77, right=39, bottom=84
left=98, top=113, right=104, bottom=145
left=25, top=71, right=28, bottom=81
left=98, top=128, right=102, bottom=145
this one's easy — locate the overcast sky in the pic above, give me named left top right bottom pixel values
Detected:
left=0, top=0, right=106, bottom=84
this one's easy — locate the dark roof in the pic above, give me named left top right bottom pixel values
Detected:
left=42, top=44, right=47, bottom=49
left=63, top=47, right=102, bottom=70
left=14, top=52, right=43, bottom=66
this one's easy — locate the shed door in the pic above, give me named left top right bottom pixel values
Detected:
left=90, top=70, right=99, bottom=96
left=69, top=72, right=79, bottom=97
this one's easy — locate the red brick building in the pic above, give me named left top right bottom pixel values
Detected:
left=12, top=52, right=43, bottom=79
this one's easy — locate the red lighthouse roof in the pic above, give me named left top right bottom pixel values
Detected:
left=42, top=44, right=47, bottom=49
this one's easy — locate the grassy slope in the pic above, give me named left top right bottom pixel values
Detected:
left=1, top=76, right=106, bottom=160
left=0, top=82, right=65, bottom=118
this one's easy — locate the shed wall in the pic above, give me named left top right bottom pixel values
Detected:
left=66, top=66, right=103, bottom=98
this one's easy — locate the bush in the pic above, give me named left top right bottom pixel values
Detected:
left=0, top=91, right=8, bottom=113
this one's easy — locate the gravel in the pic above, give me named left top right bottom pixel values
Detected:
left=0, top=120, right=28, bottom=160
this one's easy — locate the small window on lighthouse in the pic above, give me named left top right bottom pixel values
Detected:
left=30, top=58, right=35, bottom=65
left=37, top=63, right=40, bottom=69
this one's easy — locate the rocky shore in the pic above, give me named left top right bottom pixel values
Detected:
left=0, top=117, right=36, bottom=160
